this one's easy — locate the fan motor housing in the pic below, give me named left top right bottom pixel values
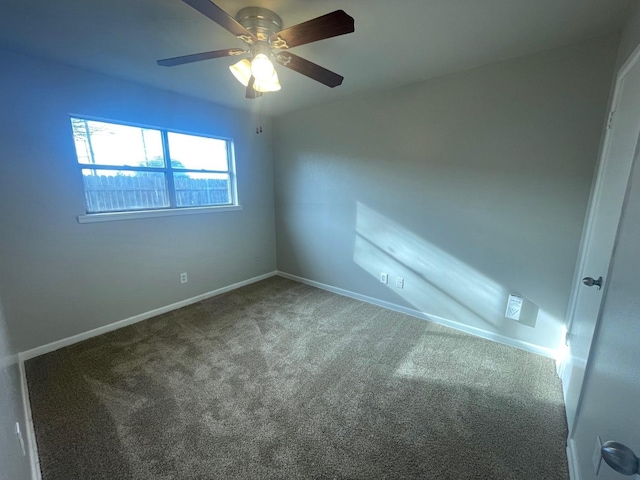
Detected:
left=236, top=7, right=283, bottom=41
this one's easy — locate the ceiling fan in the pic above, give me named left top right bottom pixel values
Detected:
left=157, top=0, right=355, bottom=99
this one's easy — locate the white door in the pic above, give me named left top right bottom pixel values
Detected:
left=569, top=118, right=640, bottom=480
left=561, top=48, right=640, bottom=434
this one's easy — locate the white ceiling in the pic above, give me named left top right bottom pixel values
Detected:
left=0, top=0, right=634, bottom=116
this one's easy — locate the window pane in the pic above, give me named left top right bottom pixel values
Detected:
left=167, top=132, right=228, bottom=171
left=174, top=172, right=231, bottom=207
left=71, top=118, right=164, bottom=168
left=81, top=169, right=169, bottom=212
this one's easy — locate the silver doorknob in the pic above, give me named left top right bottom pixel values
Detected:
left=601, top=441, right=640, bottom=475
left=582, top=276, right=603, bottom=290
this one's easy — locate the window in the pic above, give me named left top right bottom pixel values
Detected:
left=70, top=117, right=237, bottom=216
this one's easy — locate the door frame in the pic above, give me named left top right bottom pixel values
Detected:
left=560, top=42, right=640, bottom=433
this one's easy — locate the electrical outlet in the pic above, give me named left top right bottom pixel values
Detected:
left=396, top=277, right=404, bottom=289
left=593, top=436, right=603, bottom=475
left=380, top=273, right=388, bottom=284
left=15, top=422, right=25, bottom=456
left=180, top=272, right=188, bottom=284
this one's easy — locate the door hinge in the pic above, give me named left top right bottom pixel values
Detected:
left=607, top=110, right=616, bottom=129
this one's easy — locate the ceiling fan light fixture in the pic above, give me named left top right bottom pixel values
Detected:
left=253, top=69, right=281, bottom=92
left=229, top=58, right=252, bottom=86
left=158, top=2, right=354, bottom=98
left=251, top=53, right=275, bottom=81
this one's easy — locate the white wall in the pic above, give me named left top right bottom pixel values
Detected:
left=0, top=49, right=277, bottom=352
left=272, top=35, right=618, bottom=353
left=0, top=298, right=31, bottom=479
left=569, top=4, right=640, bottom=479
left=616, top=0, right=640, bottom=68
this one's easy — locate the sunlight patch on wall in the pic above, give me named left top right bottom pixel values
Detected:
left=355, top=202, right=533, bottom=327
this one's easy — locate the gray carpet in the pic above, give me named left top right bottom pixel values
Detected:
left=26, top=276, right=569, bottom=479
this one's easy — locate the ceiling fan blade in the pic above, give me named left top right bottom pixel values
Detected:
left=245, top=76, right=263, bottom=99
left=157, top=48, right=245, bottom=67
left=269, top=10, right=354, bottom=49
left=181, top=0, right=258, bottom=43
left=275, top=52, right=344, bottom=88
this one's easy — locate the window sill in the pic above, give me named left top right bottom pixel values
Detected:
left=77, top=205, right=243, bottom=224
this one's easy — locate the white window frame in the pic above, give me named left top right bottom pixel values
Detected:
left=71, top=115, right=242, bottom=223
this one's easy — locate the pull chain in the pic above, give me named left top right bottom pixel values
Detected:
left=255, top=96, right=264, bottom=134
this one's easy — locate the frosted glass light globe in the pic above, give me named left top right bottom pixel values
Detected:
left=254, top=69, right=281, bottom=92
left=251, top=54, right=275, bottom=81
left=229, top=59, right=252, bottom=87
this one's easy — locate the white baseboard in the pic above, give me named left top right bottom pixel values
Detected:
left=19, top=271, right=277, bottom=362
left=567, top=439, right=581, bottom=480
left=277, top=271, right=556, bottom=359
left=19, top=360, right=42, bottom=480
